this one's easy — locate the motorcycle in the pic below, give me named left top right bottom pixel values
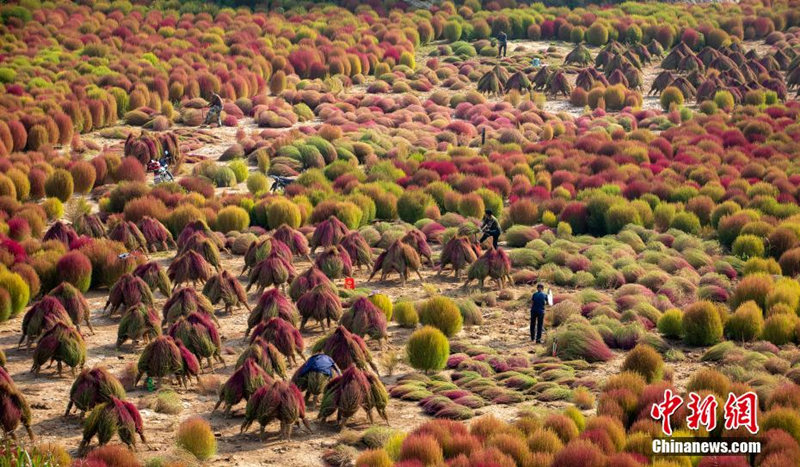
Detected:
left=269, top=174, right=297, bottom=193
left=147, top=157, right=174, bottom=185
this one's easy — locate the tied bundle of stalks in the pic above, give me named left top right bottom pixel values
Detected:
left=532, top=66, right=552, bottom=90
left=163, top=287, right=217, bottom=325
left=31, top=321, right=86, bottom=377
left=313, top=326, right=379, bottom=374
left=273, top=225, right=311, bottom=260
left=298, top=284, right=342, bottom=331
left=138, top=216, right=176, bottom=252
left=576, top=67, right=609, bottom=90
left=314, top=245, right=353, bottom=279
left=401, top=229, right=433, bottom=265
left=340, top=297, right=388, bottom=342
left=439, top=236, right=480, bottom=279
left=124, top=130, right=180, bottom=166
left=565, top=43, right=592, bottom=66
left=288, top=266, right=332, bottom=301
left=477, top=66, right=506, bottom=96
left=65, top=366, right=126, bottom=417
left=177, top=221, right=225, bottom=251
left=292, top=353, right=340, bottom=406
left=237, top=337, right=287, bottom=379
left=368, top=240, right=423, bottom=284
left=214, top=358, right=272, bottom=415
left=135, top=335, right=183, bottom=387
left=109, top=221, right=149, bottom=255
left=19, top=296, right=72, bottom=349
left=310, top=216, right=350, bottom=253
left=177, top=232, right=222, bottom=271
left=43, top=221, right=79, bottom=246
left=175, top=338, right=201, bottom=387
left=133, top=261, right=172, bottom=297
left=318, top=367, right=388, bottom=428
left=241, top=380, right=311, bottom=440
left=247, top=252, right=296, bottom=295
left=247, top=288, right=299, bottom=336
left=0, top=377, right=34, bottom=440
left=104, top=273, right=154, bottom=317
left=203, top=270, right=250, bottom=314
left=465, top=247, right=512, bottom=289
left=75, top=213, right=106, bottom=238
left=48, top=282, right=93, bottom=334
left=242, top=237, right=293, bottom=275
left=546, top=71, right=572, bottom=97
left=340, top=231, right=373, bottom=271
left=249, top=318, right=305, bottom=365
left=168, top=250, right=213, bottom=290
left=506, top=71, right=532, bottom=92
left=116, top=304, right=161, bottom=349
left=168, top=312, right=224, bottom=370
left=79, top=396, right=146, bottom=454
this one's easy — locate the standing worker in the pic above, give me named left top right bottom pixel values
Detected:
left=497, top=30, right=508, bottom=58
left=204, top=92, right=223, bottom=127
left=530, top=283, right=549, bottom=344
left=479, top=209, right=502, bottom=249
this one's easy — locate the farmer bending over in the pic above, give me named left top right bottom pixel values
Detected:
left=479, top=209, right=501, bottom=249
left=530, top=283, right=548, bottom=343
left=205, top=93, right=223, bottom=127
left=497, top=31, right=508, bottom=57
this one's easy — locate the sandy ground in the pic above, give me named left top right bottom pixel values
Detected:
left=0, top=38, right=772, bottom=465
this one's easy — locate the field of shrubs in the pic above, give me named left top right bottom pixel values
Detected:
left=1, top=0, right=800, bottom=465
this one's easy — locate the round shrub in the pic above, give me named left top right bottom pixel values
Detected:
left=356, top=449, right=392, bottom=467
left=113, top=157, right=146, bottom=183
left=69, top=161, right=96, bottom=194
left=714, top=90, right=735, bottom=112
left=457, top=193, right=485, bottom=219
left=603, top=85, right=626, bottom=111
left=42, top=198, right=63, bottom=220
left=368, top=294, right=393, bottom=321
left=744, top=89, right=765, bottom=106
left=55, top=251, right=92, bottom=293
left=605, top=203, right=640, bottom=234
left=762, top=408, right=800, bottom=444
left=779, top=248, right=800, bottom=277
left=167, top=205, right=206, bottom=237
left=212, top=166, right=237, bottom=187
left=730, top=273, right=773, bottom=311
left=215, top=206, right=250, bottom=233
left=267, top=199, right=302, bottom=229
left=176, top=417, right=217, bottom=461
left=228, top=160, right=248, bottom=183
left=406, top=326, right=449, bottom=373
left=621, top=344, right=663, bottom=383
left=682, top=301, right=723, bottom=346
left=419, top=296, right=463, bottom=337
left=586, top=23, right=609, bottom=46
left=398, top=190, right=435, bottom=224
left=733, top=235, right=765, bottom=259
left=443, top=21, right=463, bottom=42
left=394, top=301, right=419, bottom=328
left=762, top=314, right=796, bottom=345
left=0, top=268, right=30, bottom=319
left=724, top=301, right=763, bottom=342
left=44, top=169, right=74, bottom=202
left=660, top=87, right=684, bottom=111
left=670, top=211, right=700, bottom=235
left=246, top=173, right=269, bottom=195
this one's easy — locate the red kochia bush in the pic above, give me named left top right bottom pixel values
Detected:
left=56, top=251, right=93, bottom=293
left=113, top=157, right=146, bottom=183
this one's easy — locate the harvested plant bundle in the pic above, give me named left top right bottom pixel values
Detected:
left=135, top=335, right=183, bottom=386
left=439, top=236, right=479, bottom=279
left=65, top=366, right=126, bottom=416
left=133, top=261, right=172, bottom=297
left=19, top=296, right=72, bottom=349
left=31, top=321, right=86, bottom=377
left=116, top=304, right=161, bottom=349
left=465, top=248, right=512, bottom=289
left=313, top=326, right=379, bottom=373
left=249, top=317, right=305, bottom=365
left=401, top=229, right=432, bottom=265
left=79, top=396, right=146, bottom=454
left=138, top=216, right=176, bottom=252
left=273, top=225, right=311, bottom=260
left=340, top=297, right=388, bottom=341
left=168, top=250, right=213, bottom=290
left=168, top=312, right=224, bottom=369
left=163, top=286, right=217, bottom=325
left=318, top=367, right=388, bottom=427
left=237, top=337, right=288, bottom=379
left=247, top=253, right=296, bottom=294
left=340, top=231, right=373, bottom=270
left=104, top=273, right=154, bottom=317
left=298, top=284, right=342, bottom=331
left=177, top=232, right=222, bottom=270
left=247, top=288, right=299, bottom=335
left=288, top=266, right=333, bottom=301
left=314, top=245, right=353, bottom=279
left=109, top=221, right=148, bottom=254
left=240, top=380, right=311, bottom=440
left=214, top=358, right=272, bottom=415
left=369, top=240, right=423, bottom=284
left=203, top=270, right=250, bottom=314
left=310, top=216, right=350, bottom=253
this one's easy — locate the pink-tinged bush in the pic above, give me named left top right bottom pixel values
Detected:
left=55, top=251, right=93, bottom=293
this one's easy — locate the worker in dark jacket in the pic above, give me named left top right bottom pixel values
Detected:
left=497, top=31, right=508, bottom=57
left=205, top=93, right=223, bottom=126
left=530, top=283, right=548, bottom=343
left=479, top=209, right=501, bottom=249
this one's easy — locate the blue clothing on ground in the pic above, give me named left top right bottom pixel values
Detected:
left=297, top=354, right=337, bottom=378
left=531, top=291, right=548, bottom=314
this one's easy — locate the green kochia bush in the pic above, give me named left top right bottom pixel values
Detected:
left=215, top=206, right=250, bottom=233
left=682, top=301, right=723, bottom=346
left=732, top=235, right=765, bottom=259
left=44, top=169, right=74, bottom=202
left=761, top=314, right=796, bottom=345
left=418, top=296, right=463, bottom=337
left=621, top=344, right=663, bottom=383
left=724, top=301, right=763, bottom=342
left=397, top=190, right=434, bottom=224
left=393, top=301, right=419, bottom=328
left=267, top=199, right=302, bottom=229
left=406, top=326, right=449, bottom=373
left=657, top=308, right=683, bottom=338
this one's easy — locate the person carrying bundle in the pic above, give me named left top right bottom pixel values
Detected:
left=479, top=209, right=502, bottom=249
left=204, top=93, right=223, bottom=127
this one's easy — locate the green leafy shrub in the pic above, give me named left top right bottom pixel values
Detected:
left=732, top=235, right=765, bottom=259
left=398, top=190, right=434, bottom=224
left=660, top=87, right=684, bottom=111
left=176, top=417, right=217, bottom=461
left=682, top=301, right=723, bottom=346
left=621, top=344, right=663, bottom=383
left=44, top=169, right=74, bottom=202
left=393, top=301, right=419, bottom=328
left=215, top=206, right=250, bottom=233
left=406, top=326, right=449, bottom=373
left=657, top=309, right=683, bottom=339
left=761, top=314, right=796, bottom=345
left=267, top=199, right=302, bottom=229
left=418, top=296, right=463, bottom=337
left=369, top=294, right=393, bottom=321
left=724, top=301, right=763, bottom=342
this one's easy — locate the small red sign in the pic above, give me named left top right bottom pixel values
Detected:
left=344, top=277, right=355, bottom=289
